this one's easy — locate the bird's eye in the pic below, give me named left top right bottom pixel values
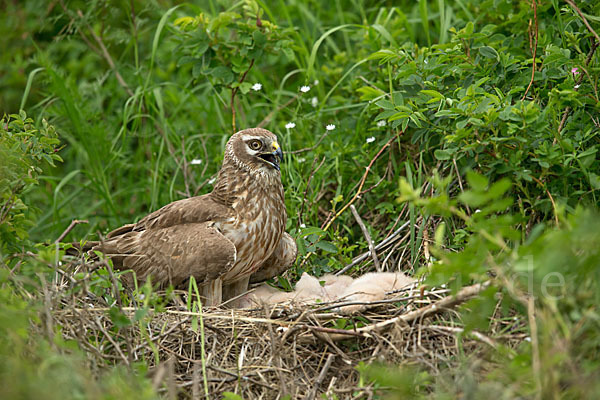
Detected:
left=249, top=140, right=262, bottom=150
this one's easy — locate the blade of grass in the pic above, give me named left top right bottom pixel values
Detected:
left=419, top=0, right=431, bottom=46
left=306, top=24, right=357, bottom=79
left=188, top=277, right=209, bottom=400
left=20, top=67, right=45, bottom=111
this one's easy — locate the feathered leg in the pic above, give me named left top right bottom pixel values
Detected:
left=222, top=276, right=250, bottom=306
left=200, top=277, right=222, bottom=307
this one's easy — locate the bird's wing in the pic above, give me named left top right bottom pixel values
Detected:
left=249, top=232, right=297, bottom=284
left=96, top=222, right=236, bottom=288
left=131, top=194, right=233, bottom=232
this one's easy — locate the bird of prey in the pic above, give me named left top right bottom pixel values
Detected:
left=93, top=128, right=297, bottom=306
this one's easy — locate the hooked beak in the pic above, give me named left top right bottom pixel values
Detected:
left=258, top=141, right=283, bottom=171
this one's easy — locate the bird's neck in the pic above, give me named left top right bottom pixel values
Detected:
left=210, top=161, right=282, bottom=208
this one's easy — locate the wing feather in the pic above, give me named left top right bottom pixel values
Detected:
left=96, top=222, right=236, bottom=289
left=133, top=194, right=232, bottom=231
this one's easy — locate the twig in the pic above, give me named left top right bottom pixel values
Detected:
left=321, top=133, right=400, bottom=232
left=287, top=130, right=329, bottom=154
left=350, top=205, right=381, bottom=271
left=565, top=0, right=600, bottom=43
left=309, top=325, right=371, bottom=338
left=38, top=273, right=55, bottom=346
left=335, top=221, right=410, bottom=275
left=452, top=159, right=471, bottom=215
left=59, top=307, right=293, bottom=326
left=300, top=133, right=401, bottom=268
left=55, top=219, right=88, bottom=243
left=557, top=40, right=598, bottom=134
left=257, top=95, right=299, bottom=128
left=299, top=281, right=491, bottom=343
left=306, top=354, right=335, bottom=400
left=265, top=306, right=288, bottom=396
left=298, top=156, right=326, bottom=227
left=230, top=59, right=255, bottom=133
left=424, top=325, right=498, bottom=349
left=100, top=257, right=134, bottom=367
left=557, top=0, right=599, bottom=135
left=522, top=0, right=538, bottom=101
left=527, top=296, right=542, bottom=400
left=76, top=10, right=134, bottom=97
left=312, top=287, right=448, bottom=313
left=180, top=137, right=193, bottom=198
left=530, top=175, right=560, bottom=225
left=93, top=316, right=130, bottom=366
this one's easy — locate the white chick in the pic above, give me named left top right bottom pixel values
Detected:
left=320, top=274, right=354, bottom=301
left=338, top=272, right=415, bottom=314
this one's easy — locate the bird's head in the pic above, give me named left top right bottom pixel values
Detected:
left=226, top=128, right=284, bottom=174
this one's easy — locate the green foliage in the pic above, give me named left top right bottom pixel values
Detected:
left=392, top=169, right=600, bottom=396
left=1, top=0, right=599, bottom=398
left=174, top=1, right=294, bottom=94
left=0, top=112, right=62, bottom=259
left=0, top=265, right=159, bottom=400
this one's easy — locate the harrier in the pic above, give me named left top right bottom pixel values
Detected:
left=93, top=128, right=297, bottom=306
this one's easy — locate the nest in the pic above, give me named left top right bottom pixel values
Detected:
left=39, top=260, right=527, bottom=399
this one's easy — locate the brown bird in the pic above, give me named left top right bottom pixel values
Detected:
left=93, top=128, right=297, bottom=306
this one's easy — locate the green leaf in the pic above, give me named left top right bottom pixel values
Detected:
left=466, top=171, right=489, bottom=191
left=299, top=226, right=326, bottom=237
left=252, top=30, right=266, bottom=47
left=420, top=89, right=445, bottom=101
left=375, top=99, right=394, bottom=110
left=479, top=46, right=499, bottom=60
left=434, top=149, right=454, bottom=160
left=210, top=66, right=234, bottom=83
left=108, top=307, right=131, bottom=329
left=392, top=91, right=404, bottom=106
left=315, top=240, right=337, bottom=253
left=589, top=173, right=600, bottom=190
left=357, top=86, right=385, bottom=101
left=222, top=392, right=244, bottom=400
left=487, top=179, right=511, bottom=198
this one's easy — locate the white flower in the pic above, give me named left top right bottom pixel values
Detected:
left=377, top=120, right=387, bottom=127
left=366, top=136, right=375, bottom=143
left=251, top=83, right=262, bottom=91
left=298, top=157, right=306, bottom=163
left=190, top=159, right=202, bottom=165
left=285, top=122, right=296, bottom=129
left=475, top=209, right=481, bottom=213
left=300, top=223, right=306, bottom=228
left=326, top=124, right=335, bottom=131
left=311, top=96, right=318, bottom=108
left=313, top=80, right=319, bottom=86
left=524, top=337, right=531, bottom=342
left=574, top=84, right=581, bottom=89
left=300, top=85, right=311, bottom=93
left=441, top=283, right=447, bottom=288
left=424, top=59, right=428, bottom=64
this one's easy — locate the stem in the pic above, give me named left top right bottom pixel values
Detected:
left=230, top=59, right=255, bottom=133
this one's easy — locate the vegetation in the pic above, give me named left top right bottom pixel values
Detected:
left=1, top=0, right=599, bottom=398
